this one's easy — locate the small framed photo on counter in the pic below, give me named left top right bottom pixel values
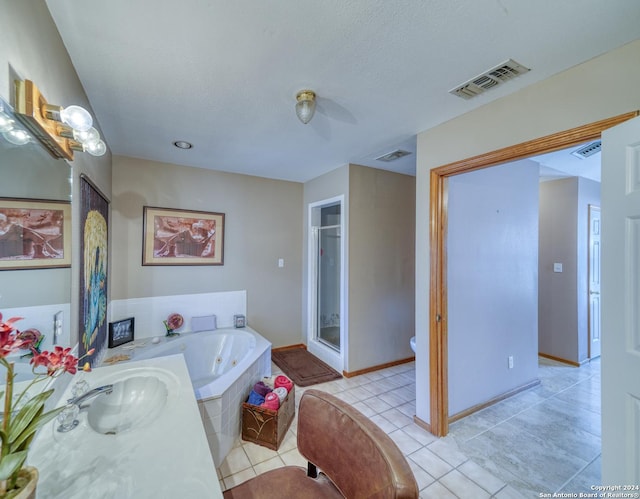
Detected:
left=108, top=317, right=135, bottom=348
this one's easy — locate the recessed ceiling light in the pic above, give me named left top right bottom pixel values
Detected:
left=173, top=140, right=193, bottom=149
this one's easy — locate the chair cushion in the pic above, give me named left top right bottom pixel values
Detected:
left=222, top=466, right=344, bottom=499
left=297, top=389, right=419, bottom=499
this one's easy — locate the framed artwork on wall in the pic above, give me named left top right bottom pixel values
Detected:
left=0, top=197, right=71, bottom=270
left=78, top=175, right=109, bottom=367
left=142, top=206, right=225, bottom=266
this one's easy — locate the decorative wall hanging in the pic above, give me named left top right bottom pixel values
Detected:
left=0, top=197, right=71, bottom=270
left=142, top=206, right=225, bottom=266
left=78, top=175, right=109, bottom=366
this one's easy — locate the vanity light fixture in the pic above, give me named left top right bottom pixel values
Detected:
left=13, top=79, right=106, bottom=160
left=295, top=90, right=316, bottom=124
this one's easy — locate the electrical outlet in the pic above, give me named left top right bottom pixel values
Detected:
left=508, top=356, right=514, bottom=369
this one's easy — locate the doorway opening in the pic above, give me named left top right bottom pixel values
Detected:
left=427, top=112, right=637, bottom=437
left=308, top=195, right=345, bottom=372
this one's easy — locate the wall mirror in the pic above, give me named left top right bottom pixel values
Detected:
left=0, top=94, right=72, bottom=346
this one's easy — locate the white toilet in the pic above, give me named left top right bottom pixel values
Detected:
left=410, top=336, right=416, bottom=353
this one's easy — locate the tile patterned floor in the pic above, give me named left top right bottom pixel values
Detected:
left=217, top=357, right=601, bottom=498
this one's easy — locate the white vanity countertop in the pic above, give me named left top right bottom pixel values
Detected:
left=28, top=354, right=222, bottom=499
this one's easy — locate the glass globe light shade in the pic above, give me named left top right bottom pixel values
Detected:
left=85, top=139, right=106, bottom=156
left=0, top=112, right=14, bottom=133
left=3, top=129, right=31, bottom=145
left=59, top=105, right=93, bottom=132
left=295, top=90, right=316, bottom=124
left=74, top=126, right=100, bottom=145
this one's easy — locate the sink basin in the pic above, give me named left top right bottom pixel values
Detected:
left=87, top=375, right=168, bottom=434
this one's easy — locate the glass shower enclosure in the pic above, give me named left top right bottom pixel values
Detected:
left=314, top=203, right=341, bottom=351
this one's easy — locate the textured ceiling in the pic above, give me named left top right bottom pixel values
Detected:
left=45, top=0, right=640, bottom=182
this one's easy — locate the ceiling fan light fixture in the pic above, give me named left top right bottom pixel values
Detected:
left=295, top=90, right=316, bottom=124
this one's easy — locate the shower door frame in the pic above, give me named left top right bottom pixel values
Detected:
left=307, top=195, right=346, bottom=373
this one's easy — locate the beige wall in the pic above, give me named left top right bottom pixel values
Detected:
left=348, top=165, right=415, bottom=372
left=111, top=156, right=303, bottom=347
left=1, top=0, right=112, bottom=346
left=414, top=39, right=640, bottom=422
left=538, top=177, right=600, bottom=365
left=539, top=178, right=579, bottom=363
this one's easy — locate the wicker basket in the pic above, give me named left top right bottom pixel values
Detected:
left=241, top=386, right=295, bottom=450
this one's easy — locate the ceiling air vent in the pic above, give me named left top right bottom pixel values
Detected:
left=449, top=59, right=531, bottom=100
left=375, top=149, right=412, bottom=162
left=571, top=140, right=601, bottom=159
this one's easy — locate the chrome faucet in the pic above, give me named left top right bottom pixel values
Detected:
left=58, top=384, right=114, bottom=433
left=67, top=384, right=114, bottom=408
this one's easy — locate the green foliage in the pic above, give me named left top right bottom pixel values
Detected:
left=0, top=450, right=26, bottom=482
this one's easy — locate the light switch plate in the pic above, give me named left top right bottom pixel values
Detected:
left=553, top=263, right=563, bottom=273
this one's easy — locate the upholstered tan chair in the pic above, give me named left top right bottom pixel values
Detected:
left=223, top=388, right=419, bottom=499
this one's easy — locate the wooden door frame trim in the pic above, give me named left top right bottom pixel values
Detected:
left=428, top=111, right=638, bottom=437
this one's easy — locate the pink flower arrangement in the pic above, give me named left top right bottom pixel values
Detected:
left=0, top=316, right=28, bottom=356
left=31, top=346, right=90, bottom=376
left=0, top=312, right=92, bottom=495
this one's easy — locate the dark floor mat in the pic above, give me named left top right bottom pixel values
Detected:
left=271, top=347, right=342, bottom=387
